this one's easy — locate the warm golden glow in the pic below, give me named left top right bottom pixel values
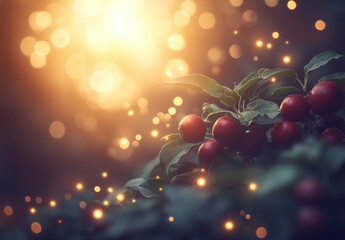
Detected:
left=249, top=182, right=258, bottom=191
left=103, top=200, right=109, bottom=206
left=198, top=12, right=216, bottom=30
left=283, top=55, right=291, bottom=64
left=165, top=58, right=189, bottom=78
left=119, top=138, right=130, bottom=150
left=30, top=52, right=47, bottom=69
left=4, top=206, right=13, bottom=216
left=107, top=187, right=114, bottom=193
left=20, top=36, right=37, bottom=56
left=173, top=97, right=183, bottom=106
left=30, top=208, right=36, bottom=214
left=65, top=54, right=87, bottom=80
left=79, top=201, right=87, bottom=209
left=197, top=177, right=206, bottom=187
left=272, top=31, right=280, bottom=39
left=116, top=193, right=125, bottom=202
left=174, top=10, right=190, bottom=27
left=135, top=134, right=142, bottom=141
left=181, top=0, right=197, bottom=16
left=34, top=41, right=51, bottom=56
left=94, top=186, right=101, bottom=192
left=271, top=77, right=276, bottom=83
left=287, top=0, right=297, bottom=10
left=49, top=200, right=57, bottom=207
left=256, top=40, right=263, bottom=48
left=208, top=47, right=225, bottom=64
left=266, top=43, right=272, bottom=49
left=229, top=44, right=242, bottom=59
left=31, top=222, right=42, bottom=234
left=168, top=216, right=175, bottom=222
left=50, top=28, right=70, bottom=48
left=25, top=196, right=32, bottom=203
left=229, top=0, right=243, bottom=7
left=246, top=214, right=251, bottom=219
left=168, top=34, right=186, bottom=52
left=76, top=182, right=84, bottom=191
left=315, top=20, right=326, bottom=31
left=102, top=172, right=108, bottom=178
left=93, top=209, right=103, bottom=220
left=256, top=227, right=268, bottom=238
left=151, top=130, right=159, bottom=138
left=152, top=117, right=160, bottom=125
left=265, top=0, right=279, bottom=8
left=224, top=221, right=234, bottom=231
left=168, top=107, right=177, bottom=115
left=49, top=121, right=66, bottom=139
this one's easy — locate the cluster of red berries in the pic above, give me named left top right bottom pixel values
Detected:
left=273, top=81, right=345, bottom=145
left=177, top=81, right=345, bottom=167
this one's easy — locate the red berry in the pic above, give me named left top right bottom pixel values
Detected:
left=212, top=116, right=244, bottom=148
left=198, top=139, right=222, bottom=166
left=240, top=127, right=267, bottom=157
left=294, top=179, right=324, bottom=204
left=271, top=121, right=300, bottom=146
left=178, top=114, right=206, bottom=143
left=321, top=127, right=344, bottom=144
left=280, top=94, right=310, bottom=121
left=308, top=81, right=344, bottom=116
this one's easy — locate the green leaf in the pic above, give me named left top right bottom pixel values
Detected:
left=159, top=138, right=198, bottom=176
left=204, top=110, right=239, bottom=123
left=239, top=99, right=280, bottom=125
left=259, top=68, right=297, bottom=79
left=304, top=50, right=343, bottom=73
left=318, top=72, right=345, bottom=91
left=235, top=71, right=261, bottom=96
left=140, top=157, right=161, bottom=179
left=264, top=86, right=299, bottom=101
left=138, top=178, right=169, bottom=198
left=165, top=74, right=236, bottom=107
left=123, top=178, right=146, bottom=191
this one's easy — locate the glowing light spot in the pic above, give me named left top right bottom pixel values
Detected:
left=137, top=98, right=149, bottom=108
left=174, top=10, right=190, bottom=27
left=285, top=40, right=290, bottom=45
left=271, top=77, right=276, bottom=83
left=58, top=219, right=62, bottom=224
left=265, top=0, right=279, bottom=7
left=30, top=208, right=36, bottom=214
left=35, top=197, right=43, bottom=204
left=65, top=54, right=87, bottom=80
left=31, top=222, right=42, bottom=234
left=169, top=216, right=175, bottom=222
left=229, top=0, right=243, bottom=7
left=165, top=59, right=189, bottom=78
left=107, top=187, right=114, bottom=193
left=119, top=138, right=130, bottom=150
left=233, top=30, right=238, bottom=35
left=128, top=110, right=135, bottom=116
left=197, top=177, right=206, bottom=187
left=25, top=196, right=31, bottom=203
left=49, top=121, right=66, bottom=139
left=253, top=56, right=259, bottom=61
left=246, top=214, right=251, bottom=219
left=79, top=201, right=87, bottom=209
left=152, top=117, right=160, bottom=125
left=102, top=172, right=108, bottom=178
left=49, top=200, right=57, bottom=208
left=159, top=187, right=163, bottom=191
left=208, top=47, right=225, bottom=64
left=201, top=168, right=205, bottom=172
left=242, top=10, right=258, bottom=26
left=93, top=209, right=103, bottom=220
left=76, top=183, right=84, bottom=191
left=224, top=221, right=234, bottom=231
left=198, top=12, right=216, bottom=30
left=173, top=97, right=183, bottom=106
left=315, top=20, right=326, bottom=31
left=249, top=182, right=258, bottom=191
left=181, top=0, right=197, bottom=16
left=50, top=29, right=70, bottom=48
left=283, top=55, right=291, bottom=64
left=30, top=52, right=47, bottom=69
left=132, top=140, right=140, bottom=147
left=272, top=31, right=280, bottom=39
left=34, top=41, right=51, bottom=56
left=168, top=107, right=177, bottom=115
left=132, top=199, right=136, bottom=203
left=229, top=44, right=242, bottom=59
left=89, top=69, right=118, bottom=93
left=94, top=186, right=101, bottom=193
left=103, top=200, right=109, bottom=206
left=156, top=175, right=160, bottom=179
left=256, top=40, right=263, bottom=48
left=151, top=130, right=159, bottom=138
left=4, top=206, right=13, bottom=216
left=168, top=34, right=186, bottom=52
left=256, top=227, right=268, bottom=238
left=20, top=36, right=37, bottom=56
left=35, top=11, right=52, bottom=29
left=116, top=193, right=125, bottom=202
left=135, top=134, right=142, bottom=141
left=287, top=0, right=297, bottom=10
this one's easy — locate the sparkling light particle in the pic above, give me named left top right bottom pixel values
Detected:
left=265, top=0, right=279, bottom=8
left=315, top=20, right=326, bottom=31
left=256, top=40, right=263, bottom=48
left=164, top=58, right=189, bottom=78
left=128, top=110, right=135, bottom=116
left=132, top=198, right=136, bottom=203
left=233, top=30, right=238, bottom=35
left=103, top=200, right=109, bottom=206
left=173, top=97, right=183, bottom=106
left=272, top=31, right=280, bottom=39
left=168, top=107, right=177, bottom=115
left=116, top=193, right=125, bottom=202
left=94, top=186, right=101, bottom=193
left=197, top=177, right=206, bottom=187
left=151, top=130, right=159, bottom=138
left=266, top=43, right=272, bottom=49
left=229, top=0, right=243, bottom=7
left=31, top=222, right=42, bottom=234
left=30, top=208, right=36, bottom=214
left=167, top=34, right=186, bottom=52
left=49, top=121, right=66, bottom=139
left=119, top=138, right=130, bottom=150
left=50, top=28, right=70, bottom=48
left=20, top=36, right=37, bottom=56
left=107, top=187, right=114, bottom=193
left=256, top=227, right=268, bottom=238
left=283, top=55, right=291, bottom=64
left=246, top=214, right=251, bottom=219
left=169, top=216, right=175, bottom=222
left=49, top=200, right=57, bottom=208
left=152, top=117, right=160, bottom=125
left=25, top=196, right=31, bottom=203
left=4, top=206, right=13, bottom=216
left=76, top=183, right=84, bottom=191
left=93, top=209, right=103, bottom=220
left=249, top=183, right=258, bottom=191
left=287, top=0, right=297, bottom=10
left=198, top=12, right=216, bottom=30
left=79, top=201, right=87, bottom=209
left=229, top=44, right=242, bottom=59
left=224, top=221, right=234, bottom=231
left=135, top=134, right=142, bottom=141
left=271, top=77, right=277, bottom=83
left=102, top=172, right=108, bottom=178
left=253, top=56, right=259, bottom=61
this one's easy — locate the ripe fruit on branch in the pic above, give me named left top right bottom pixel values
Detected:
left=212, top=116, right=244, bottom=148
left=280, top=94, right=310, bottom=121
left=178, top=114, right=206, bottom=143
left=271, top=121, right=300, bottom=146
left=308, top=81, right=344, bottom=116
left=198, top=139, right=222, bottom=166
left=240, top=127, right=267, bottom=157
left=294, top=179, right=325, bottom=204
left=321, top=127, right=344, bottom=144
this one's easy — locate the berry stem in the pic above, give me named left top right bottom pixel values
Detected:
left=294, top=76, right=307, bottom=93
left=303, top=72, right=310, bottom=91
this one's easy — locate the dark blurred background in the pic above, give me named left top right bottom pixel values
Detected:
left=1, top=0, right=345, bottom=220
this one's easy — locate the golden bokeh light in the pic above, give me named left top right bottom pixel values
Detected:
left=224, top=221, right=234, bottom=231
left=229, top=0, right=243, bottom=7
left=242, top=10, right=258, bottom=26
left=93, top=209, right=103, bottom=220
left=107, top=187, right=114, bottom=193
left=151, top=130, right=159, bottom=138
left=49, top=200, right=57, bottom=207
left=20, top=36, right=37, bottom=56
left=94, top=186, right=101, bottom=192
left=249, top=182, right=258, bottom=191
left=256, top=40, right=263, bottom=48
left=152, top=117, right=160, bottom=125
left=181, top=0, right=197, bottom=16
left=4, top=205, right=13, bottom=216
left=135, top=134, right=142, bottom=141
left=168, top=216, right=175, bottom=222
left=287, top=0, right=297, bottom=10
left=197, top=177, right=206, bottom=187
left=35, top=197, right=43, bottom=204
left=35, top=11, right=52, bottom=30
left=265, top=0, right=279, bottom=8
left=174, top=10, right=190, bottom=27
left=102, top=172, right=108, bottom=178
left=65, top=54, right=87, bottom=79
left=34, top=41, right=51, bottom=56
left=272, top=31, right=280, bottom=39
left=79, top=201, right=87, bottom=209
left=256, top=227, right=268, bottom=238
left=208, top=47, right=226, bottom=65
left=168, top=107, right=177, bottom=115
left=137, top=98, right=149, bottom=109
left=173, top=97, right=183, bottom=106
left=31, top=222, right=42, bottom=234
left=229, top=44, right=242, bottom=59
left=119, top=138, right=130, bottom=150
left=266, top=43, right=272, bottom=49
left=30, top=52, right=47, bottom=69
left=315, top=20, right=326, bottom=31
left=167, top=34, right=186, bottom=52
left=50, top=28, right=70, bottom=48
left=116, top=193, right=125, bottom=202
left=283, top=55, right=291, bottom=64
left=198, top=12, right=216, bottom=30
left=25, top=196, right=32, bottom=203
left=89, top=69, right=118, bottom=93
left=76, top=182, right=84, bottom=191
left=30, top=208, right=36, bottom=214
left=49, top=121, right=66, bottom=139
left=246, top=213, right=251, bottom=219
left=164, top=58, right=189, bottom=78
